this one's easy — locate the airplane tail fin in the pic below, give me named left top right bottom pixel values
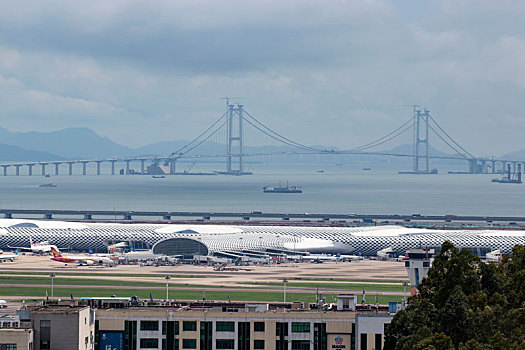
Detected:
left=50, top=247, right=61, bottom=258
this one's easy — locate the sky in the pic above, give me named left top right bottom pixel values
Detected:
left=0, top=0, right=524, bottom=156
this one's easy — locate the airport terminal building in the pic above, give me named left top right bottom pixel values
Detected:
left=0, top=219, right=524, bottom=257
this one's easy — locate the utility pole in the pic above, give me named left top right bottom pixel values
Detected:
left=165, top=275, right=171, bottom=300
left=50, top=273, right=56, bottom=299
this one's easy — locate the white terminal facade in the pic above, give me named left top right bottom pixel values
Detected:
left=0, top=219, right=523, bottom=257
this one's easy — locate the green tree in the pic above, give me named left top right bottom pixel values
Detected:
left=384, top=242, right=525, bottom=349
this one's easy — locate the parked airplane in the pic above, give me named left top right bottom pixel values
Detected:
left=9, top=237, right=67, bottom=255
left=0, top=251, right=18, bottom=262
left=335, top=252, right=364, bottom=261
left=50, top=247, right=116, bottom=266
left=485, top=249, right=502, bottom=263
left=302, top=254, right=338, bottom=263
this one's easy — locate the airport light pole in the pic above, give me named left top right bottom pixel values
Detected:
left=50, top=273, right=56, bottom=299
left=165, top=275, right=171, bottom=300
left=283, top=279, right=288, bottom=303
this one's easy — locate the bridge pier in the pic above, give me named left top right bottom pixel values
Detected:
left=82, top=162, right=88, bottom=175
left=125, top=160, right=130, bottom=175
left=2, top=166, right=8, bottom=176
left=84, top=214, right=92, bottom=220
left=480, top=160, right=488, bottom=174
left=110, top=160, right=116, bottom=175
left=41, top=163, right=47, bottom=176
left=28, top=164, right=33, bottom=176
left=68, top=162, right=74, bottom=176
left=44, top=213, right=52, bottom=220
left=468, top=159, right=481, bottom=174
left=491, top=160, right=496, bottom=174
left=15, top=165, right=20, bottom=176
left=55, top=163, right=60, bottom=176
left=96, top=161, right=102, bottom=175
left=141, top=160, right=145, bottom=175
left=4, top=213, right=11, bottom=219
left=169, top=158, right=176, bottom=175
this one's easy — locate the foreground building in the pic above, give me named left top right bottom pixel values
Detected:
left=0, top=219, right=523, bottom=257
left=15, top=297, right=393, bottom=350
left=0, top=314, right=33, bottom=350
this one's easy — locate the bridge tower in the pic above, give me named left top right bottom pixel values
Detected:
left=226, top=103, right=245, bottom=174
left=413, top=108, right=430, bottom=173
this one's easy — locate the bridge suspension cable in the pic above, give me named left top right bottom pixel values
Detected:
left=342, top=117, right=414, bottom=152
left=428, top=115, right=475, bottom=159
left=170, top=111, right=228, bottom=157
left=241, top=109, right=324, bottom=152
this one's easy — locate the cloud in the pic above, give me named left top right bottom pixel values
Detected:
left=0, top=0, right=523, bottom=155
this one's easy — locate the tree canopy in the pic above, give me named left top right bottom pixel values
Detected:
left=384, top=242, right=525, bottom=350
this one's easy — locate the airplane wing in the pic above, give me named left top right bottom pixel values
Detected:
left=7, top=246, right=32, bottom=251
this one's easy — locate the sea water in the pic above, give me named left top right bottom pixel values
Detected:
left=0, top=163, right=523, bottom=216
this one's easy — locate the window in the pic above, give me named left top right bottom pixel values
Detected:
left=4, top=345, right=17, bottom=350
left=183, top=321, right=197, bottom=331
left=182, top=339, right=197, bottom=349
left=216, top=339, right=235, bottom=349
left=360, top=334, right=367, bottom=350
left=140, top=320, right=159, bottom=331
left=216, top=321, right=235, bottom=332
left=292, top=322, right=310, bottom=333
left=276, top=340, right=288, bottom=350
left=375, top=333, right=382, bottom=348
left=254, top=340, right=265, bottom=349
left=140, top=338, right=159, bottom=348
left=276, top=322, right=288, bottom=337
left=254, top=322, right=265, bottom=332
left=40, top=341, right=50, bottom=350
left=40, top=320, right=51, bottom=327
left=292, top=340, right=310, bottom=350
left=423, top=261, right=430, bottom=268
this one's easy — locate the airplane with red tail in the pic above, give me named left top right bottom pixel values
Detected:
left=50, top=247, right=117, bottom=266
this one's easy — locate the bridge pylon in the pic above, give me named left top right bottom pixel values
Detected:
left=413, top=108, right=431, bottom=173
left=226, top=103, right=246, bottom=174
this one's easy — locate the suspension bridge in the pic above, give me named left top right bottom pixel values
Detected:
left=0, top=103, right=521, bottom=176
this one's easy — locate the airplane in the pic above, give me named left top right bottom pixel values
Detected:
left=302, top=254, right=338, bottom=263
left=0, top=251, right=18, bottom=262
left=485, top=249, right=502, bottom=263
left=336, top=253, right=364, bottom=261
left=50, top=247, right=116, bottom=266
left=9, top=237, right=67, bottom=255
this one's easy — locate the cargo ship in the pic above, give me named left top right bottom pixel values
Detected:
left=263, top=181, right=302, bottom=193
left=492, top=164, right=522, bottom=184
left=39, top=183, right=57, bottom=188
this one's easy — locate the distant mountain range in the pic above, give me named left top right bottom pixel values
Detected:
left=0, top=126, right=523, bottom=163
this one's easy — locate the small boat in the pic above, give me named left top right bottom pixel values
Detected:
left=152, top=175, right=166, bottom=179
left=317, top=170, right=325, bottom=173
left=39, top=183, right=57, bottom=188
left=44, top=174, right=51, bottom=178
left=263, top=181, right=302, bottom=193
left=362, top=167, right=372, bottom=171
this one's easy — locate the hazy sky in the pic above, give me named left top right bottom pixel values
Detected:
left=0, top=0, right=524, bottom=156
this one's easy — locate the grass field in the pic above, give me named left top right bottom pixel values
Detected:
left=0, top=285, right=402, bottom=304
left=0, top=275, right=216, bottom=289
left=249, top=281, right=405, bottom=292
left=0, top=271, right=203, bottom=278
